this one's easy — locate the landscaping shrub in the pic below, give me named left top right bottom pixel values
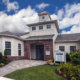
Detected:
left=0, top=52, right=3, bottom=63
left=66, top=53, right=71, bottom=62
left=0, top=63, right=4, bottom=67
left=47, top=60, right=59, bottom=66
left=47, top=60, right=53, bottom=65
left=2, top=50, right=8, bottom=64
left=70, top=51, right=80, bottom=65
left=0, top=50, right=8, bottom=66
left=57, top=63, right=80, bottom=79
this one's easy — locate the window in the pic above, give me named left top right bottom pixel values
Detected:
left=5, top=41, right=11, bottom=56
left=32, top=27, right=36, bottom=31
left=18, top=44, right=21, bottom=56
left=70, top=46, right=76, bottom=53
left=42, top=16, right=45, bottom=19
left=39, top=25, right=43, bottom=30
left=47, top=25, right=51, bottom=29
left=59, top=46, right=65, bottom=51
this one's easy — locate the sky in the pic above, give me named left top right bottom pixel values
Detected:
left=0, top=0, right=80, bottom=34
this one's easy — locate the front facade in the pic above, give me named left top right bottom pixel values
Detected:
left=0, top=11, right=80, bottom=61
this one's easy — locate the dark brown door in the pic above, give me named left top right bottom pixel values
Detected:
left=36, top=45, right=44, bottom=60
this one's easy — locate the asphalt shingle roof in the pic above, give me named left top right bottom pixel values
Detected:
left=56, top=33, right=80, bottom=42
left=25, top=35, right=54, bottom=40
left=0, top=31, right=24, bottom=40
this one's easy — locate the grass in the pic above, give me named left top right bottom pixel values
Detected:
left=5, top=65, right=65, bottom=80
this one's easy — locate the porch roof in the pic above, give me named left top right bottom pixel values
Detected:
left=25, top=35, right=54, bottom=41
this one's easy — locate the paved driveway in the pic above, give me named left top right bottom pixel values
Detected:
left=0, top=60, right=46, bottom=76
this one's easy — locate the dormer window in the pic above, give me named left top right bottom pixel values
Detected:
left=42, top=16, right=45, bottom=19
left=47, top=24, right=51, bottom=29
left=32, top=27, right=36, bottom=31
left=39, top=25, right=43, bottom=30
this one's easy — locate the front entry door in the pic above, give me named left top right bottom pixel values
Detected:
left=36, top=45, right=44, bottom=60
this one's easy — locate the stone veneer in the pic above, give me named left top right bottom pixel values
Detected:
left=24, top=39, right=53, bottom=61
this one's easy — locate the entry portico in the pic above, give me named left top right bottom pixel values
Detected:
left=24, top=36, right=53, bottom=61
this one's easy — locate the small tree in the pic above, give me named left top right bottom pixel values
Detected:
left=4, top=50, right=7, bottom=58
left=2, top=50, right=8, bottom=64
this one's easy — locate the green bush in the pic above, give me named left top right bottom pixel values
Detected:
left=4, top=50, right=7, bottom=58
left=57, top=63, right=80, bottom=79
left=0, top=50, right=8, bottom=65
left=0, top=63, right=4, bottom=67
left=3, top=50, right=8, bottom=64
left=71, top=77, right=76, bottom=80
left=66, top=53, right=71, bottom=62
left=0, top=52, right=3, bottom=63
left=70, top=51, right=80, bottom=65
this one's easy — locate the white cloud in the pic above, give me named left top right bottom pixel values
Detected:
left=36, top=3, right=50, bottom=10
left=51, top=14, right=58, bottom=20
left=2, top=0, right=19, bottom=12
left=51, top=3, right=80, bottom=34
left=0, top=2, right=80, bottom=34
left=62, top=24, right=80, bottom=34
left=0, top=6, right=39, bottom=33
left=57, top=9, right=64, bottom=20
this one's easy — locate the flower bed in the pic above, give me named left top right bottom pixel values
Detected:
left=47, top=60, right=59, bottom=66
left=56, top=63, right=80, bottom=80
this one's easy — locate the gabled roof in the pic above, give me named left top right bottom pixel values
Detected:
left=27, top=20, right=59, bottom=33
left=25, top=35, right=54, bottom=41
left=56, top=33, right=80, bottom=42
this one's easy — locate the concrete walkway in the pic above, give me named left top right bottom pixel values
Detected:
left=0, top=76, right=14, bottom=80
left=0, top=60, right=46, bottom=76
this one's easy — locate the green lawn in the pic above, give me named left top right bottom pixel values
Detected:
left=5, top=65, right=65, bottom=80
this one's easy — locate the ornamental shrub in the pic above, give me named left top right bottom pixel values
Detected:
left=70, top=51, right=80, bottom=65
left=66, top=53, right=71, bottom=62
left=57, top=63, right=80, bottom=79
left=0, top=63, right=4, bottom=67
left=0, top=52, right=3, bottom=63
left=0, top=50, right=8, bottom=65
left=2, top=50, right=8, bottom=64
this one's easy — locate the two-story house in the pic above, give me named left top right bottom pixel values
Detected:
left=0, top=11, right=80, bottom=61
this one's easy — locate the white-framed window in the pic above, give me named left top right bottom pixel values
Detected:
left=18, top=44, right=21, bottom=56
left=39, top=25, right=43, bottom=30
left=47, top=24, right=51, bottom=29
left=42, top=16, right=45, bottom=19
left=59, top=46, right=65, bottom=51
left=5, top=41, right=11, bottom=56
left=32, top=27, right=36, bottom=31
left=70, top=46, right=76, bottom=53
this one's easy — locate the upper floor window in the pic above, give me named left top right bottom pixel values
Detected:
left=18, top=44, right=21, bottom=56
left=59, top=46, right=65, bottom=51
left=39, top=25, right=43, bottom=30
left=32, top=27, right=36, bottom=31
left=42, top=16, right=45, bottom=19
left=5, top=41, right=11, bottom=56
left=47, top=25, right=51, bottom=29
left=70, top=46, right=76, bottom=53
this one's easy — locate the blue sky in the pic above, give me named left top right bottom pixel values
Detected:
left=0, top=0, right=80, bottom=33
